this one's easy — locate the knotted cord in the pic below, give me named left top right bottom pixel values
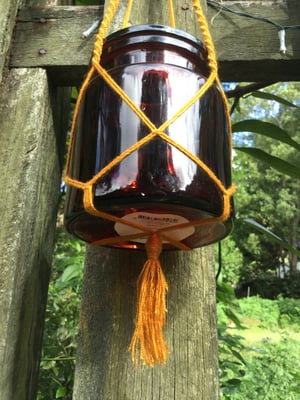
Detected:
left=64, top=0, right=235, bottom=366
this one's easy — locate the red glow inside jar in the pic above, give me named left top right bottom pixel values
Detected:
left=64, top=24, right=234, bottom=249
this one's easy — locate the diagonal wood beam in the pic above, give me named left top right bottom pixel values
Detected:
left=10, top=2, right=300, bottom=85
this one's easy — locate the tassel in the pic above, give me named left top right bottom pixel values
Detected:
left=128, top=233, right=169, bottom=367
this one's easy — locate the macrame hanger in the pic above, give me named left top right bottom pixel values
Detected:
left=65, top=0, right=235, bottom=367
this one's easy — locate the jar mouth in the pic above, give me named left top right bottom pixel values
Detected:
left=103, top=24, right=208, bottom=68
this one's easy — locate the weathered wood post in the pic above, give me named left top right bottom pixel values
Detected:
left=72, top=1, right=220, bottom=399
left=0, top=1, right=70, bottom=399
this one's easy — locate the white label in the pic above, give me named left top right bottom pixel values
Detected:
left=114, top=212, right=195, bottom=243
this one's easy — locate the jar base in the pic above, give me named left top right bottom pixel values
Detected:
left=65, top=202, right=233, bottom=250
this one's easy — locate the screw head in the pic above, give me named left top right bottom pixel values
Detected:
left=38, top=48, right=47, bottom=56
left=181, top=3, right=190, bottom=10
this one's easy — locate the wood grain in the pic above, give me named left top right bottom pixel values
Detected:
left=10, top=1, right=300, bottom=85
left=0, top=3, right=70, bottom=399
left=0, top=67, right=68, bottom=400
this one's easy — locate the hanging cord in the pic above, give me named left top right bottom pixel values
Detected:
left=192, top=0, right=233, bottom=159
left=122, top=0, right=133, bottom=28
left=64, top=0, right=235, bottom=367
left=65, top=0, right=119, bottom=187
left=168, top=0, right=176, bottom=28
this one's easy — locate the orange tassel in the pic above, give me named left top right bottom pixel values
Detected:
left=128, top=233, right=169, bottom=367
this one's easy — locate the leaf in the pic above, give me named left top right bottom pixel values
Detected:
left=57, top=255, right=84, bottom=271
left=234, top=147, right=300, bottom=179
left=250, top=91, right=298, bottom=108
left=223, top=308, right=243, bottom=329
left=217, top=281, right=235, bottom=297
left=60, top=264, right=82, bottom=284
left=241, top=218, right=300, bottom=258
left=221, top=380, right=241, bottom=395
left=230, top=349, right=247, bottom=366
left=56, top=386, right=66, bottom=398
left=232, top=120, right=300, bottom=151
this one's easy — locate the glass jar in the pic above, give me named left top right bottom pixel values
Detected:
left=64, top=24, right=234, bottom=250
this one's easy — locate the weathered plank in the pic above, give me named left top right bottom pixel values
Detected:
left=11, top=6, right=104, bottom=86
left=0, top=0, right=72, bottom=398
left=0, top=67, right=69, bottom=400
left=0, top=0, right=22, bottom=82
left=10, top=1, right=300, bottom=85
left=72, top=1, right=219, bottom=399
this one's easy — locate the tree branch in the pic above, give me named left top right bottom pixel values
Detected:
left=226, top=81, right=278, bottom=114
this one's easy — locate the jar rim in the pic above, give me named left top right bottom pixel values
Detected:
left=103, top=24, right=207, bottom=60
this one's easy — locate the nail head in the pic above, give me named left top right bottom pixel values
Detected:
left=181, top=3, right=190, bottom=10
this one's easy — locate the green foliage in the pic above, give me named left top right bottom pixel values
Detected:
left=242, top=218, right=300, bottom=259
left=219, top=295, right=300, bottom=399
left=37, top=224, right=84, bottom=400
left=217, top=282, right=247, bottom=396
left=235, top=146, right=300, bottom=179
left=250, top=90, right=298, bottom=108
left=237, top=295, right=300, bottom=330
left=229, top=82, right=300, bottom=290
left=218, top=325, right=246, bottom=398
left=224, top=82, right=300, bottom=396
left=238, top=296, right=280, bottom=328
left=229, top=336, right=300, bottom=400
left=277, top=296, right=300, bottom=330
left=237, top=273, right=300, bottom=299
left=217, top=282, right=243, bottom=328
left=215, top=239, right=243, bottom=285
left=233, top=119, right=300, bottom=152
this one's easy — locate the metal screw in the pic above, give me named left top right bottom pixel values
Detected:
left=181, top=3, right=189, bottom=10
left=38, top=49, right=47, bottom=56
left=81, top=19, right=100, bottom=39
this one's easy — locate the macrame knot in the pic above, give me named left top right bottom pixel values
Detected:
left=146, top=233, right=162, bottom=261
left=128, top=233, right=169, bottom=367
left=64, top=0, right=234, bottom=368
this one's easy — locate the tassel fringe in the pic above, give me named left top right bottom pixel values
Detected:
left=128, top=233, right=169, bottom=367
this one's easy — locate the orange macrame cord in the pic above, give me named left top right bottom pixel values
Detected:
left=64, top=0, right=235, bottom=367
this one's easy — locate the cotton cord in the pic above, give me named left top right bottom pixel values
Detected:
left=122, top=0, right=133, bottom=28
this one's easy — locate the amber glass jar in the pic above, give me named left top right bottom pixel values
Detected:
left=64, top=24, right=233, bottom=249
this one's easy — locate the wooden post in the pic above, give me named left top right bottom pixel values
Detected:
left=0, top=1, right=70, bottom=399
left=72, top=1, right=219, bottom=399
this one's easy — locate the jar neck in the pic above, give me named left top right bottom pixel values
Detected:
left=102, top=46, right=208, bottom=75
left=100, top=24, right=209, bottom=76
